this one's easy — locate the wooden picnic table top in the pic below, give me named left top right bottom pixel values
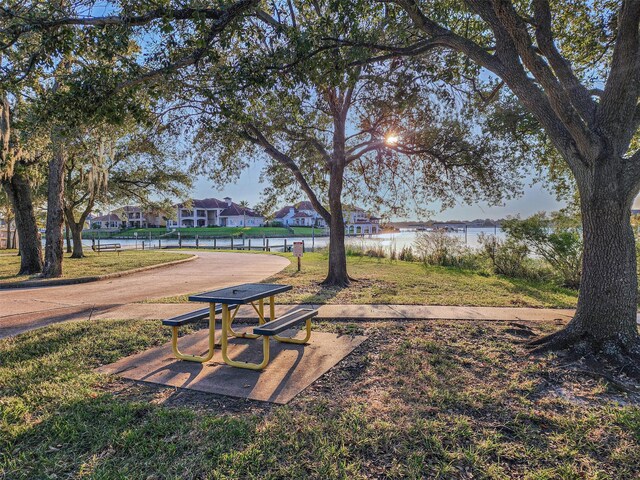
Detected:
left=188, top=283, right=291, bottom=305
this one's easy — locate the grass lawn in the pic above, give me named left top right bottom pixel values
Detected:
left=0, top=250, right=192, bottom=285
left=154, top=251, right=578, bottom=308
left=1, top=318, right=638, bottom=478
left=290, top=226, right=320, bottom=235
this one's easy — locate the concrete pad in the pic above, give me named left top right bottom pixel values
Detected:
left=97, top=327, right=367, bottom=404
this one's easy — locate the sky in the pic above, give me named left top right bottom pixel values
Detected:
left=190, top=161, right=566, bottom=222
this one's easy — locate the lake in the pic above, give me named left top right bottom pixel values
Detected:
left=82, top=227, right=506, bottom=253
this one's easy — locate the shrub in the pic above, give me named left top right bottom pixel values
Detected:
left=364, top=246, right=386, bottom=258
left=345, top=241, right=387, bottom=259
left=345, top=244, right=364, bottom=257
left=399, top=245, right=415, bottom=262
left=414, top=230, right=464, bottom=266
left=478, top=233, right=554, bottom=282
left=501, top=213, right=582, bottom=288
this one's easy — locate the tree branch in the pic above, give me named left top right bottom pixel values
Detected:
left=243, top=123, right=331, bottom=223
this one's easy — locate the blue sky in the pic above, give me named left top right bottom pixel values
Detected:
left=191, top=163, right=566, bottom=221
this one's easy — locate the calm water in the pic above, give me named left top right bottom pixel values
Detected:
left=82, top=227, right=505, bottom=252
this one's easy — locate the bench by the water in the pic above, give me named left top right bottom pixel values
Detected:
left=162, top=283, right=318, bottom=370
left=92, top=243, right=122, bottom=254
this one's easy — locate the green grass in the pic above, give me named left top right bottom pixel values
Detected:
left=290, top=227, right=322, bottom=235
left=0, top=250, right=192, bottom=285
left=154, top=251, right=578, bottom=308
left=1, top=318, right=638, bottom=478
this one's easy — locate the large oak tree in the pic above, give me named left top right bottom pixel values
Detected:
left=184, top=0, right=526, bottom=286
left=370, top=0, right=640, bottom=360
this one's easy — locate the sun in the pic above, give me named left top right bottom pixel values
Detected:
left=385, top=134, right=399, bottom=146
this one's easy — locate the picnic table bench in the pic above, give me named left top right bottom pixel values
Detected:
left=92, top=243, right=122, bottom=254
left=162, top=283, right=318, bottom=370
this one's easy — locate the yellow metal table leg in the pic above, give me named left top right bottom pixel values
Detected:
left=258, top=298, right=265, bottom=324
left=221, top=303, right=270, bottom=370
left=171, top=303, right=217, bottom=363
left=227, top=302, right=261, bottom=339
left=269, top=296, right=275, bottom=322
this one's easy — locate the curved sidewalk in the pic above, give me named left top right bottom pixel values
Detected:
left=0, top=251, right=290, bottom=338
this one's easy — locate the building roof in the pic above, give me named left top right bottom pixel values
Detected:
left=274, top=201, right=321, bottom=219
left=295, top=201, right=315, bottom=211
left=177, top=198, right=229, bottom=209
left=220, top=204, right=262, bottom=218
left=274, top=206, right=294, bottom=219
left=344, top=205, right=365, bottom=212
left=93, top=213, right=121, bottom=222
left=292, top=211, right=311, bottom=218
left=122, top=205, right=142, bottom=212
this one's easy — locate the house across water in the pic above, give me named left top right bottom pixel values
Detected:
left=167, top=197, right=265, bottom=228
left=274, top=202, right=380, bottom=234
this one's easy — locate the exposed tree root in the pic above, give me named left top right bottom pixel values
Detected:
left=528, top=327, right=640, bottom=394
left=319, top=277, right=351, bottom=288
left=528, top=329, right=577, bottom=355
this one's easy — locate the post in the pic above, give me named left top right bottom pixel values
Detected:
left=293, top=241, right=303, bottom=271
left=248, top=238, right=251, bottom=250
left=230, top=236, right=234, bottom=250
left=178, top=232, right=182, bottom=248
left=284, top=239, right=287, bottom=252
left=196, top=235, right=199, bottom=249
left=158, top=238, right=161, bottom=249
left=266, top=238, right=270, bottom=251
left=214, top=237, right=217, bottom=249
left=312, top=224, right=315, bottom=252
left=142, top=241, right=145, bottom=250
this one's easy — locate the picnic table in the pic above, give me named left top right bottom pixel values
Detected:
left=162, top=283, right=317, bottom=370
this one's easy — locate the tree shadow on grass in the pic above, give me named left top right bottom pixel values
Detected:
left=500, top=277, right=578, bottom=308
left=3, top=393, right=259, bottom=479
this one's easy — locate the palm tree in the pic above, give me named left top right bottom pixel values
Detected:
left=238, top=200, right=250, bottom=227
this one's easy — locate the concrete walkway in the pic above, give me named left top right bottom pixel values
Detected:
left=0, top=252, right=290, bottom=338
left=80, top=303, right=577, bottom=323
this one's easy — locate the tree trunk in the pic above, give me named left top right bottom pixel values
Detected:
left=42, top=144, right=66, bottom=278
left=1, top=173, right=43, bottom=274
left=533, top=168, right=639, bottom=355
left=5, top=218, right=10, bottom=249
left=68, top=220, right=85, bottom=258
left=65, top=220, right=72, bottom=253
left=322, top=162, right=350, bottom=287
